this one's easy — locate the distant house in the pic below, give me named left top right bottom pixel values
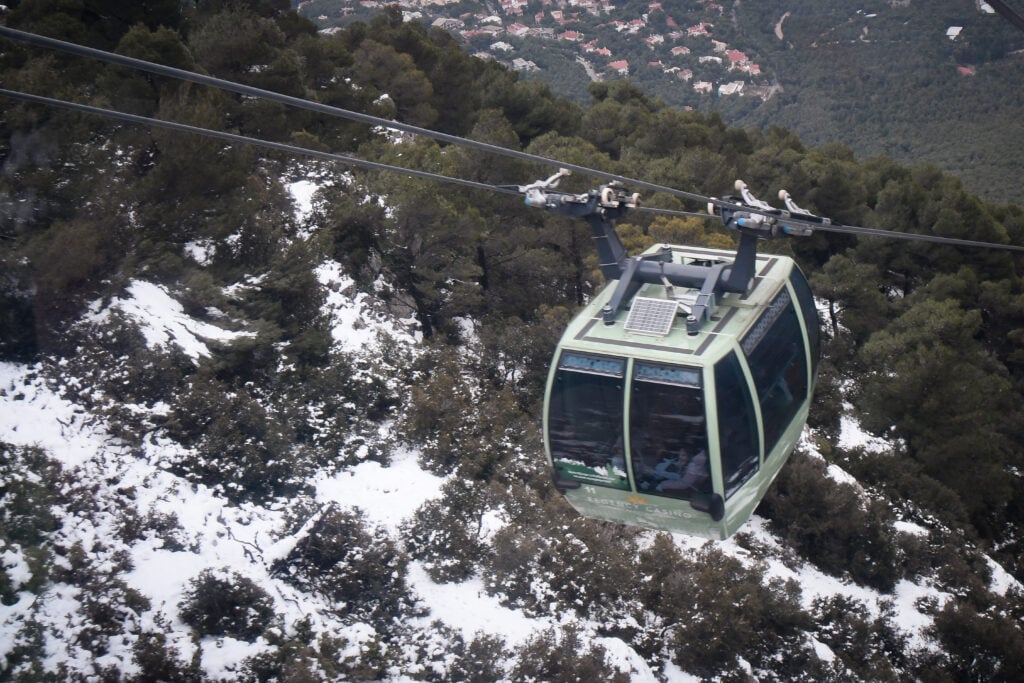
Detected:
left=718, top=81, right=744, bottom=95
left=558, top=30, right=583, bottom=41
left=671, top=46, right=690, bottom=56
left=644, top=34, right=665, bottom=48
left=499, top=0, right=527, bottom=15
left=431, top=17, right=464, bottom=31
left=511, top=58, right=539, bottom=71
left=693, top=80, right=713, bottom=93
left=726, top=49, right=749, bottom=65
left=687, top=21, right=711, bottom=37
left=712, top=39, right=727, bottom=52
left=490, top=41, right=514, bottom=52
left=677, top=68, right=693, bottom=81
left=946, top=26, right=963, bottom=40
left=608, top=59, right=630, bottom=75
left=699, top=55, right=722, bottom=64
left=507, top=22, right=530, bottom=36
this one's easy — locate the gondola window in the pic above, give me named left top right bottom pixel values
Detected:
left=628, top=362, right=711, bottom=500
left=741, top=290, right=809, bottom=455
left=714, top=351, right=760, bottom=498
left=547, top=352, right=629, bottom=489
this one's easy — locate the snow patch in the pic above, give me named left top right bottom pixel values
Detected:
left=287, top=179, right=319, bottom=221
left=315, top=447, right=444, bottom=530
left=894, top=520, right=929, bottom=537
left=986, top=556, right=1023, bottom=596
left=0, top=362, right=113, bottom=468
left=838, top=410, right=891, bottom=453
left=88, top=281, right=254, bottom=361
left=408, top=563, right=542, bottom=645
left=184, top=240, right=216, bottom=265
left=315, top=260, right=421, bottom=353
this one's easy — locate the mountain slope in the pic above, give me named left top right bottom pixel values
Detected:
left=3, top=3, right=1024, bottom=678
left=2, top=240, right=1017, bottom=678
left=298, top=0, right=1024, bottom=200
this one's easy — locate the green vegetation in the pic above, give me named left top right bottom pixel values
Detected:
left=2, top=0, right=1024, bottom=678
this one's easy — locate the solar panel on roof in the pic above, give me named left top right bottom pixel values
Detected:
left=624, top=297, right=680, bottom=337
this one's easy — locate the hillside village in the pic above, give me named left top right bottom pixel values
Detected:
left=298, top=0, right=776, bottom=104
left=298, top=0, right=1010, bottom=113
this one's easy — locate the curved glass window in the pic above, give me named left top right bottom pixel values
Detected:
left=741, top=289, right=809, bottom=456
left=715, top=351, right=760, bottom=498
left=628, top=361, right=711, bottom=500
left=547, top=352, right=628, bottom=489
left=789, top=266, right=820, bottom=379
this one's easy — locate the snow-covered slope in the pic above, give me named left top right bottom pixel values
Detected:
left=2, top=177, right=1019, bottom=681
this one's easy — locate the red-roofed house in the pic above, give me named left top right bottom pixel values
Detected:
left=608, top=59, right=629, bottom=75
left=726, top=49, right=749, bottom=65
left=687, top=21, right=711, bottom=36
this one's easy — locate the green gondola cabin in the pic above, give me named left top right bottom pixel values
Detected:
left=535, top=181, right=820, bottom=539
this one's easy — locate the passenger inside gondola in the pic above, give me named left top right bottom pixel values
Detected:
left=629, top=360, right=711, bottom=499
left=657, top=443, right=710, bottom=494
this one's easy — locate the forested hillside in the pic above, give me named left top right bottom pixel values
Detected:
left=3, top=1, right=1024, bottom=680
left=727, top=0, right=1024, bottom=202
left=298, top=0, right=1024, bottom=201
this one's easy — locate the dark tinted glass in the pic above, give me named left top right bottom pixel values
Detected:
left=789, top=266, right=820, bottom=378
left=741, top=290, right=809, bottom=455
left=547, top=352, right=628, bottom=489
left=629, top=362, right=711, bottom=500
left=714, top=351, right=760, bottom=498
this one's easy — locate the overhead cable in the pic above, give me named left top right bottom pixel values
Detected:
left=0, top=88, right=518, bottom=196
left=2, top=26, right=1024, bottom=253
left=0, top=25, right=709, bottom=206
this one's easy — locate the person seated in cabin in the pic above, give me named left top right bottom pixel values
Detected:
left=655, top=443, right=710, bottom=495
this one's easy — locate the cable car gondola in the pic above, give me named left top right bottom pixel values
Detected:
left=531, top=176, right=820, bottom=539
